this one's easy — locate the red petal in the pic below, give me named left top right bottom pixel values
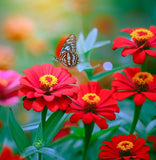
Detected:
left=142, top=92, right=156, bottom=101
left=145, top=50, right=156, bottom=57
left=112, top=37, right=135, bottom=50
left=133, top=94, right=146, bottom=106
left=133, top=50, right=146, bottom=64
left=32, top=98, right=45, bottom=112
left=23, top=99, right=33, bottom=110
left=82, top=113, right=93, bottom=124
left=120, top=28, right=133, bottom=33
left=70, top=113, right=82, bottom=123
left=113, top=91, right=136, bottom=101
left=149, top=26, right=156, bottom=34
left=93, top=115, right=108, bottom=129
left=121, top=47, right=138, bottom=57
left=43, top=95, right=54, bottom=102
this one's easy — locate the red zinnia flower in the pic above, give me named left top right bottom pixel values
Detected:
left=112, top=67, right=156, bottom=106
left=112, top=26, right=156, bottom=64
left=53, top=120, right=78, bottom=141
left=67, top=81, right=119, bottom=129
left=0, top=146, right=26, bottom=160
left=99, top=134, right=150, bottom=160
left=18, top=63, right=79, bottom=112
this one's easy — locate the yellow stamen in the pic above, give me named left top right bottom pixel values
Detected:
left=130, top=28, right=154, bottom=41
left=0, top=78, right=8, bottom=87
left=82, top=93, right=100, bottom=105
left=117, top=141, right=134, bottom=151
left=132, top=72, right=153, bottom=85
left=39, top=74, right=58, bottom=90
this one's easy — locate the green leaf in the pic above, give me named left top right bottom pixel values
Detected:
left=90, top=125, right=120, bottom=143
left=8, top=109, right=30, bottom=152
left=38, top=147, right=65, bottom=160
left=77, top=33, right=85, bottom=55
left=22, top=146, right=38, bottom=157
left=22, top=122, right=40, bottom=131
left=146, top=119, right=156, bottom=135
left=90, top=65, right=130, bottom=81
left=93, top=40, right=110, bottom=48
left=44, top=110, right=68, bottom=145
left=84, top=28, right=97, bottom=52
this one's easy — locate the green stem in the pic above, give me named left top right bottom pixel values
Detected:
left=83, top=122, right=94, bottom=160
left=129, top=104, right=142, bottom=134
left=41, top=107, right=48, bottom=140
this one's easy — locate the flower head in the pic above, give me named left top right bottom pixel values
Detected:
left=53, top=120, right=78, bottom=141
left=99, top=134, right=150, bottom=160
left=112, top=26, right=156, bottom=64
left=112, top=67, right=156, bottom=106
left=3, top=16, right=34, bottom=41
left=0, top=70, right=21, bottom=106
left=67, top=81, right=119, bottom=129
left=0, top=146, right=26, bottom=160
left=0, top=46, right=15, bottom=70
left=18, top=63, right=79, bottom=112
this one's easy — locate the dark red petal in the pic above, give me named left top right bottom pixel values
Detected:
left=23, top=99, right=33, bottom=110
left=133, top=50, right=146, bottom=64
left=70, top=113, right=82, bottom=123
left=121, top=47, right=139, bottom=57
left=32, top=98, right=45, bottom=112
left=120, top=28, right=133, bottom=33
left=82, top=113, right=93, bottom=124
left=145, top=50, right=156, bottom=57
left=136, top=152, right=150, bottom=160
left=93, top=115, right=108, bottom=129
left=113, top=91, right=136, bottom=101
left=112, top=37, right=135, bottom=50
left=149, top=26, right=156, bottom=34
left=46, top=101, right=59, bottom=112
left=133, top=94, right=146, bottom=106
left=142, top=92, right=156, bottom=101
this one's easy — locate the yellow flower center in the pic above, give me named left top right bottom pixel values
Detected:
left=130, top=28, right=154, bottom=41
left=117, top=141, right=134, bottom=151
left=82, top=93, right=100, bottom=105
left=0, top=78, right=8, bottom=87
left=39, top=74, right=58, bottom=90
left=132, top=72, right=153, bottom=86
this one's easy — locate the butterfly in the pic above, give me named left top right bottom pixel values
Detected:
left=56, top=34, right=79, bottom=67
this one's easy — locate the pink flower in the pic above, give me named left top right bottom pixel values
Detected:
left=0, top=70, right=21, bottom=106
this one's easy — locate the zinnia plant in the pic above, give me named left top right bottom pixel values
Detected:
left=0, top=70, right=21, bottom=106
left=18, top=63, right=79, bottom=112
left=99, top=134, right=150, bottom=160
left=112, top=26, right=156, bottom=64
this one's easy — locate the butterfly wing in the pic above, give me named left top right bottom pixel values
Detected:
left=58, top=34, right=79, bottom=67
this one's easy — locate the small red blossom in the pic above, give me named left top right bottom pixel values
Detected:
left=53, top=120, right=78, bottom=141
left=67, top=81, right=119, bottom=129
left=112, top=67, right=156, bottom=106
left=0, top=146, right=26, bottom=160
left=18, top=63, right=79, bottom=112
left=112, top=26, right=156, bottom=64
left=147, top=135, right=156, bottom=150
left=99, top=134, right=150, bottom=160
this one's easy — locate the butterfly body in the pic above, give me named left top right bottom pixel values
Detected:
left=56, top=34, right=79, bottom=67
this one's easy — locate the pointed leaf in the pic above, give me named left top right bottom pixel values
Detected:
left=9, top=109, right=30, bottom=152
left=84, top=28, right=98, bottom=51
left=22, top=146, right=38, bottom=157
left=90, top=65, right=130, bottom=81
left=146, top=119, right=156, bottom=134
left=39, top=147, right=65, bottom=160
left=77, top=33, right=85, bottom=55
left=93, top=40, right=110, bottom=48
left=44, top=110, right=68, bottom=145
left=22, top=122, right=40, bottom=131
